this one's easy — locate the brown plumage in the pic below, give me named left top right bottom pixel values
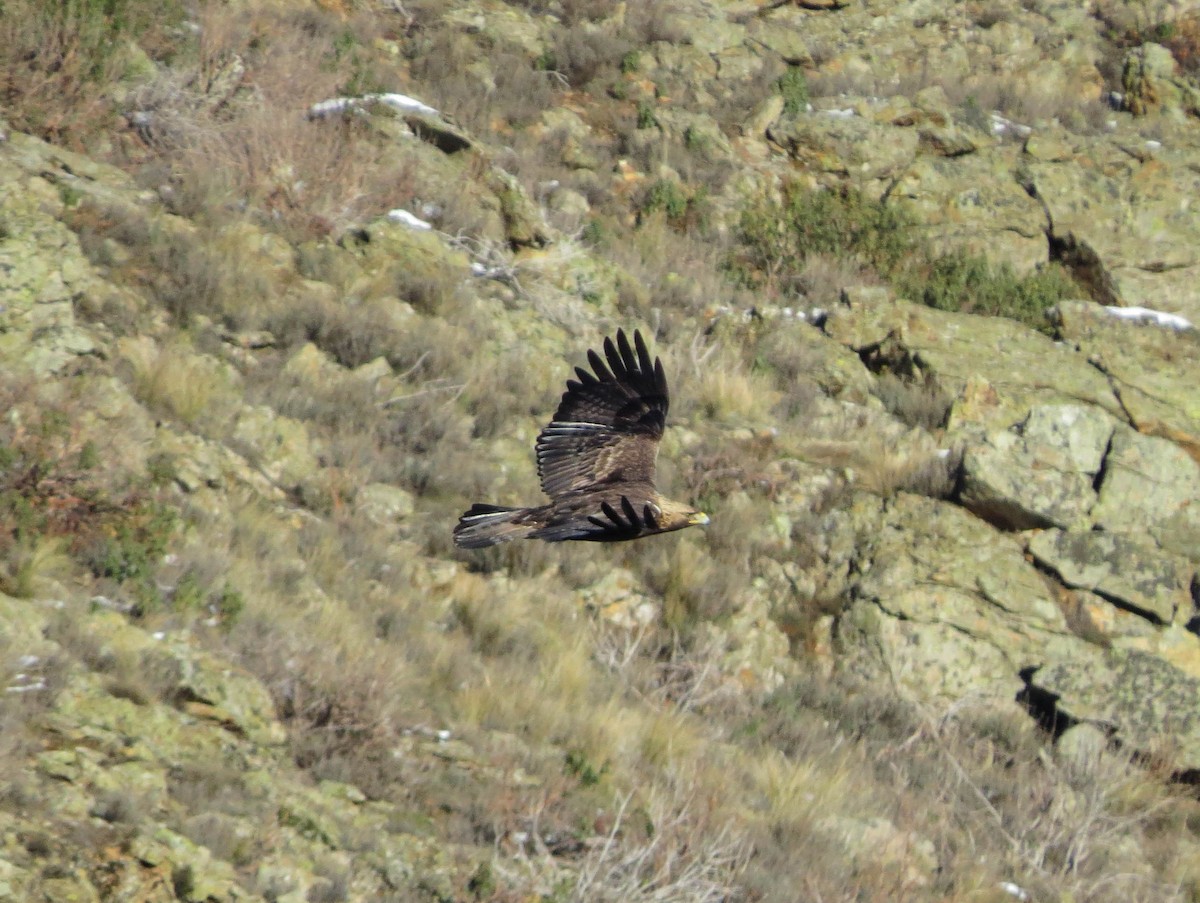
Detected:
left=453, top=329, right=709, bottom=549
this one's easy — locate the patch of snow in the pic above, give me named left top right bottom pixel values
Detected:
left=309, top=97, right=359, bottom=117
left=6, top=681, right=47, bottom=693
left=372, top=93, right=440, bottom=117
left=999, top=881, right=1030, bottom=901
left=1104, top=305, right=1193, bottom=331
left=309, top=92, right=440, bottom=120
left=820, top=107, right=856, bottom=119
left=990, top=112, right=1032, bottom=137
left=387, top=209, right=433, bottom=231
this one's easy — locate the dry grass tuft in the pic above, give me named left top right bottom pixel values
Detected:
left=0, top=0, right=185, bottom=147
left=121, top=337, right=241, bottom=432
left=872, top=371, right=952, bottom=433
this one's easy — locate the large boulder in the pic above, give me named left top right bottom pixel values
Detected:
left=823, top=294, right=1123, bottom=433
left=1053, top=300, right=1200, bottom=462
left=1029, top=647, right=1200, bottom=771
left=836, top=493, right=1085, bottom=701
left=1026, top=135, right=1200, bottom=323
left=959, top=404, right=1115, bottom=529
left=1027, top=528, right=1194, bottom=625
left=1091, top=424, right=1200, bottom=561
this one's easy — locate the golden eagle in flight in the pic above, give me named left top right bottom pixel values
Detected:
left=454, top=329, right=709, bottom=548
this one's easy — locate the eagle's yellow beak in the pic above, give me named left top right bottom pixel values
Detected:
left=689, top=512, right=711, bottom=526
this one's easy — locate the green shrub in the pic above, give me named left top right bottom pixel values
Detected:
left=636, top=100, right=659, bottom=129
left=643, top=180, right=689, bottom=219
left=902, top=251, right=1080, bottom=326
left=640, top=179, right=708, bottom=231
left=733, top=182, right=1080, bottom=331
left=777, top=66, right=810, bottom=116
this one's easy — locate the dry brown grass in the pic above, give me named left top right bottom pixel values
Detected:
left=872, top=371, right=952, bottom=433
left=0, top=0, right=185, bottom=147
left=121, top=337, right=241, bottom=432
left=123, top=6, right=419, bottom=241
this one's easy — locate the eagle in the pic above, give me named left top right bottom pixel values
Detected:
left=453, top=329, right=709, bottom=548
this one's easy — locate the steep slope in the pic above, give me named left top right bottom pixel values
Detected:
left=3, top=1, right=1200, bottom=900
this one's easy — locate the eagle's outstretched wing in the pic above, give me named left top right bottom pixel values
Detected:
left=535, top=329, right=669, bottom=499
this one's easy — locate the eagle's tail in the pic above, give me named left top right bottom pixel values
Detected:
left=453, top=504, right=536, bottom=549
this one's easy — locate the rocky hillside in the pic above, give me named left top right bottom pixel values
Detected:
left=2, top=0, right=1200, bottom=900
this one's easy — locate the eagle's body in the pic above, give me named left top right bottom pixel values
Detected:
left=453, top=329, right=708, bottom=548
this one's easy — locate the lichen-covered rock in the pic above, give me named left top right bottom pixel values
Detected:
left=0, top=169, right=100, bottom=374
left=837, top=494, right=1084, bottom=701
left=823, top=295, right=1123, bottom=433
left=1026, top=136, right=1200, bottom=322
left=1117, top=624, right=1200, bottom=683
left=817, top=814, right=938, bottom=892
left=1053, top=300, right=1200, bottom=461
left=355, top=482, right=415, bottom=525
left=960, top=404, right=1115, bottom=529
left=890, top=148, right=1049, bottom=274
left=1029, top=647, right=1200, bottom=770
left=1091, top=424, right=1200, bottom=561
left=154, top=643, right=288, bottom=747
left=231, top=406, right=321, bottom=493
left=1027, top=528, right=1194, bottom=625
left=578, top=568, right=658, bottom=628
left=769, top=110, right=921, bottom=178
left=0, top=859, right=33, bottom=901
left=130, top=826, right=246, bottom=902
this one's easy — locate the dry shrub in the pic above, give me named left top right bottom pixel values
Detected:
left=602, top=208, right=739, bottom=326
left=460, top=346, right=558, bottom=441
left=651, top=535, right=740, bottom=627
left=1163, top=12, right=1200, bottom=73
left=128, top=5, right=418, bottom=240
left=871, top=371, right=951, bottom=433
left=793, top=251, right=882, bottom=308
left=266, top=294, right=402, bottom=370
left=0, top=0, right=185, bottom=147
left=626, top=1, right=689, bottom=44
left=122, top=338, right=241, bottom=432
left=640, top=492, right=782, bottom=628
left=0, top=537, right=75, bottom=600
left=803, top=433, right=958, bottom=499
left=741, top=671, right=1200, bottom=902
left=563, top=773, right=749, bottom=902
left=548, top=25, right=636, bottom=88
left=78, top=204, right=277, bottom=330
left=710, top=55, right=785, bottom=134
left=673, top=336, right=779, bottom=426
left=411, top=34, right=560, bottom=132
left=215, top=509, right=470, bottom=801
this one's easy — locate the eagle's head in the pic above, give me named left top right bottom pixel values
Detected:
left=653, top=497, right=710, bottom=534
